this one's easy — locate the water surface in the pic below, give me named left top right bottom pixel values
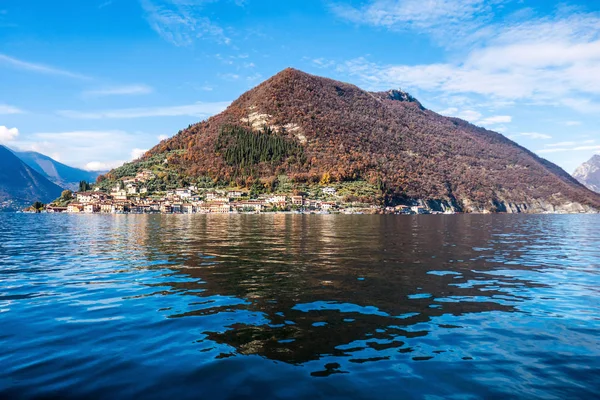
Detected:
left=0, top=214, right=599, bottom=399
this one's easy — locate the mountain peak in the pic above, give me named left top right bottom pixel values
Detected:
left=122, top=69, right=599, bottom=213
left=573, top=154, right=600, bottom=193
left=0, top=145, right=63, bottom=210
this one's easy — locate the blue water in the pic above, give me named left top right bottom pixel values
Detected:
left=0, top=214, right=599, bottom=399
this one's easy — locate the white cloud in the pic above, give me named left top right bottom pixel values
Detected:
left=83, top=84, right=153, bottom=97
left=57, top=101, right=230, bottom=119
left=158, top=134, right=169, bottom=141
left=547, top=140, right=593, bottom=147
left=312, top=58, right=336, bottom=69
left=11, top=130, right=159, bottom=170
left=478, top=115, right=512, bottom=125
left=131, top=148, right=148, bottom=160
left=438, top=107, right=511, bottom=128
left=84, top=161, right=125, bottom=171
left=0, top=54, right=91, bottom=80
left=565, top=121, right=582, bottom=126
left=0, top=104, right=24, bottom=114
left=140, top=0, right=232, bottom=46
left=335, top=9, right=600, bottom=114
left=0, top=126, right=19, bottom=143
left=331, top=0, right=499, bottom=44
left=519, top=132, right=552, bottom=140
left=537, top=145, right=600, bottom=154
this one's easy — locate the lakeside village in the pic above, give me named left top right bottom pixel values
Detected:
left=39, top=170, right=440, bottom=215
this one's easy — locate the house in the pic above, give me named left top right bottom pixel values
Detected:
left=395, top=205, right=411, bottom=214
left=100, top=203, right=113, bottom=213
left=291, top=195, right=303, bottom=206
left=175, top=188, right=192, bottom=198
left=75, top=192, right=95, bottom=204
left=228, top=190, right=243, bottom=198
left=136, top=170, right=155, bottom=181
left=110, top=190, right=128, bottom=201
left=160, top=203, right=172, bottom=214
left=67, top=203, right=84, bottom=213
left=84, top=204, right=100, bottom=213
left=113, top=202, right=131, bottom=213
left=322, top=187, right=337, bottom=196
left=205, top=191, right=219, bottom=200
left=232, top=200, right=264, bottom=212
left=411, top=206, right=428, bottom=214
left=321, top=202, right=336, bottom=211
left=183, top=204, right=195, bottom=214
left=200, top=202, right=230, bottom=213
left=267, top=195, right=287, bottom=204
left=126, top=184, right=138, bottom=195
left=46, top=206, right=67, bottom=213
left=172, top=203, right=183, bottom=213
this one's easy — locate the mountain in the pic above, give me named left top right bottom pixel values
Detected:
left=107, top=68, right=600, bottom=213
left=573, top=155, right=600, bottom=193
left=0, top=146, right=64, bottom=211
left=13, top=150, right=102, bottom=191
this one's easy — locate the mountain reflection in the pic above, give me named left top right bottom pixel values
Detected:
left=128, top=214, right=547, bottom=365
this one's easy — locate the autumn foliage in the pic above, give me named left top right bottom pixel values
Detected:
left=136, top=68, right=600, bottom=211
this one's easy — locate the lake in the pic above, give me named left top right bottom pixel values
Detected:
left=0, top=214, right=599, bottom=399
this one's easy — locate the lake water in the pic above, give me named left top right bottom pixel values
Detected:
left=0, top=214, right=599, bottom=399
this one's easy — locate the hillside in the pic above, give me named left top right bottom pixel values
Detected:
left=13, top=150, right=102, bottom=191
left=0, top=146, right=64, bottom=211
left=573, top=155, right=600, bottom=193
left=106, top=68, right=600, bottom=213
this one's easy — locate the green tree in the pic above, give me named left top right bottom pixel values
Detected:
left=32, top=201, right=45, bottom=212
left=79, top=181, right=91, bottom=192
left=61, top=190, right=73, bottom=201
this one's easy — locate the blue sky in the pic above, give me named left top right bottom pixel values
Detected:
left=1, top=0, right=599, bottom=173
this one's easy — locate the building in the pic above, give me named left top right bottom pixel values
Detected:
left=183, top=204, right=195, bottom=214
left=199, top=202, right=230, bottom=213
left=75, top=192, right=95, bottom=204
left=228, top=190, right=243, bottom=198
left=46, top=206, right=67, bottom=213
left=411, top=206, right=427, bottom=214
left=113, top=202, right=131, bottom=213
left=175, top=188, right=192, bottom=198
left=84, top=204, right=100, bottom=213
left=136, top=170, right=155, bottom=181
left=67, top=203, right=84, bottom=213
left=322, top=187, right=337, bottom=196
left=110, top=190, right=128, bottom=201
left=126, top=184, right=138, bottom=195
left=321, top=202, right=336, bottom=211
left=232, top=200, right=264, bottom=212
left=205, top=191, right=219, bottom=200
left=291, top=195, right=303, bottom=206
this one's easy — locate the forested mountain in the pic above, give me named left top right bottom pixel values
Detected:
left=106, top=68, right=600, bottom=213
left=13, top=150, right=102, bottom=191
left=573, top=155, right=600, bottom=193
left=0, top=146, right=64, bottom=211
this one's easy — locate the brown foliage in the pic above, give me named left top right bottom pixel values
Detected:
left=138, top=68, right=600, bottom=210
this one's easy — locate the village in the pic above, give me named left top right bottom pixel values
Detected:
left=43, top=169, right=435, bottom=215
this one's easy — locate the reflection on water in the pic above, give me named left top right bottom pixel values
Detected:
left=0, top=214, right=599, bottom=399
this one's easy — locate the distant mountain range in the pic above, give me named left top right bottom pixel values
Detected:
left=0, top=145, right=64, bottom=211
left=107, top=68, right=600, bottom=213
left=573, top=155, right=600, bottom=193
left=11, top=149, right=104, bottom=191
